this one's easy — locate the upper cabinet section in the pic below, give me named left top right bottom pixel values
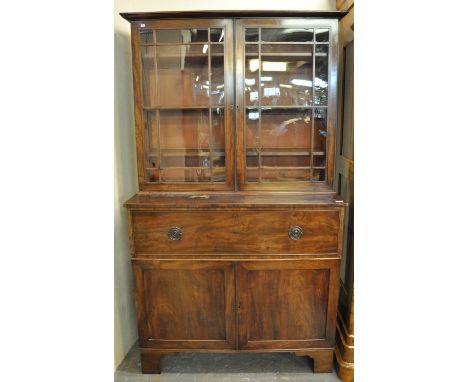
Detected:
left=123, top=14, right=340, bottom=192
left=236, top=19, right=338, bottom=191
left=131, top=19, right=234, bottom=191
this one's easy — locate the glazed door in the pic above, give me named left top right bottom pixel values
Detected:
left=236, top=259, right=340, bottom=350
left=132, top=260, right=236, bottom=349
left=235, top=19, right=338, bottom=191
left=132, top=19, right=235, bottom=191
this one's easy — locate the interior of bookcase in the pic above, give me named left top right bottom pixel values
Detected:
left=243, top=27, right=330, bottom=183
left=138, top=25, right=331, bottom=185
left=140, top=28, right=226, bottom=183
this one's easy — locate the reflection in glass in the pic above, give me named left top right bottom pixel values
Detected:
left=141, top=46, right=157, bottom=106
left=313, top=108, right=327, bottom=154
left=156, top=45, right=209, bottom=107
left=314, top=52, right=328, bottom=106
left=139, top=28, right=227, bottom=184
left=312, top=168, right=325, bottom=181
left=261, top=108, right=311, bottom=150
left=260, top=57, right=313, bottom=106
left=315, top=44, right=328, bottom=55
left=211, top=108, right=225, bottom=150
left=262, top=44, right=314, bottom=55
left=261, top=28, right=314, bottom=42
left=140, top=30, right=153, bottom=44
left=211, top=46, right=224, bottom=105
left=210, top=28, right=224, bottom=42
left=245, top=28, right=259, bottom=42
left=245, top=46, right=259, bottom=107
left=315, top=28, right=329, bottom=42
left=242, top=25, right=331, bottom=184
left=159, top=109, right=210, bottom=149
left=156, top=29, right=208, bottom=43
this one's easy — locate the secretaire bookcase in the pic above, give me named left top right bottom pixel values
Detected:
left=120, top=10, right=347, bottom=374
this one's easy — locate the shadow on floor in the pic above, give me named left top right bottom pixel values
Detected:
left=115, top=343, right=341, bottom=382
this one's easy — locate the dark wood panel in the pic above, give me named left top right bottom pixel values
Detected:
left=237, top=259, right=340, bottom=350
left=120, top=11, right=348, bottom=22
left=132, top=260, right=236, bottom=349
left=131, top=210, right=342, bottom=255
left=246, top=269, right=329, bottom=340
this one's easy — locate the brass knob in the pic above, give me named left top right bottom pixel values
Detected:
left=288, top=226, right=303, bottom=240
left=167, top=227, right=183, bottom=241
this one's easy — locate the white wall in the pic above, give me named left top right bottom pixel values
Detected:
left=113, top=0, right=336, bottom=370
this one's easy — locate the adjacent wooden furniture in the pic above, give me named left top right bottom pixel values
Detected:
left=334, top=3, right=354, bottom=382
left=121, top=11, right=347, bottom=374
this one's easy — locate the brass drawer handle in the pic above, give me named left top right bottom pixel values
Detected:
left=167, top=227, right=183, bottom=241
left=288, top=226, right=304, bottom=240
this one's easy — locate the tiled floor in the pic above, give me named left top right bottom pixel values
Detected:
left=115, top=344, right=342, bottom=382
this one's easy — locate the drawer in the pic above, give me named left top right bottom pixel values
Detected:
left=130, top=209, right=342, bottom=255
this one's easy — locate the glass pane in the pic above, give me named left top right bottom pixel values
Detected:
left=245, top=44, right=258, bottom=55
left=313, top=108, right=327, bottom=155
left=245, top=45, right=259, bottom=107
left=156, top=45, right=209, bottom=107
left=144, top=111, right=159, bottom=182
left=245, top=28, right=259, bottom=42
left=315, top=44, right=328, bottom=55
left=260, top=55, right=313, bottom=106
left=212, top=108, right=225, bottom=150
left=161, top=168, right=211, bottom=182
left=245, top=108, right=260, bottom=182
left=211, top=46, right=224, bottom=105
left=141, top=46, right=157, bottom=107
left=315, top=28, right=329, bottom=42
left=312, top=168, right=325, bottom=181
left=210, top=28, right=224, bottom=42
left=256, top=108, right=312, bottom=182
left=314, top=49, right=328, bottom=106
left=261, top=28, right=314, bottom=42
left=261, top=167, right=310, bottom=181
left=156, top=29, right=208, bottom=43
left=140, top=30, right=153, bottom=44
left=312, top=155, right=326, bottom=167
left=159, top=109, right=210, bottom=150
left=262, top=44, right=314, bottom=55
left=260, top=108, right=311, bottom=152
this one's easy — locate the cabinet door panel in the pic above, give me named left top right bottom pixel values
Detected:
left=235, top=19, right=339, bottom=190
left=133, top=260, right=236, bottom=349
left=237, top=259, right=340, bottom=349
left=132, top=19, right=235, bottom=191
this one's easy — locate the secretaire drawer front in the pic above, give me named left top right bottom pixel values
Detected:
left=131, top=210, right=341, bottom=255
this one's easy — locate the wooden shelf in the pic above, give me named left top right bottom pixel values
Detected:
left=246, top=148, right=325, bottom=156
left=245, top=105, right=327, bottom=109
left=247, top=166, right=311, bottom=170
left=246, top=52, right=313, bottom=57
left=148, top=149, right=225, bottom=156
left=143, top=106, right=223, bottom=110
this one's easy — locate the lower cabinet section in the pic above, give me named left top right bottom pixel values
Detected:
left=132, top=260, right=236, bottom=349
left=132, top=258, right=340, bottom=357
left=237, top=259, right=340, bottom=350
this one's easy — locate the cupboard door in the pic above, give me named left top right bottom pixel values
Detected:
left=132, top=260, right=236, bottom=349
left=132, top=19, right=235, bottom=190
left=235, top=19, right=338, bottom=190
left=237, top=259, right=340, bottom=349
